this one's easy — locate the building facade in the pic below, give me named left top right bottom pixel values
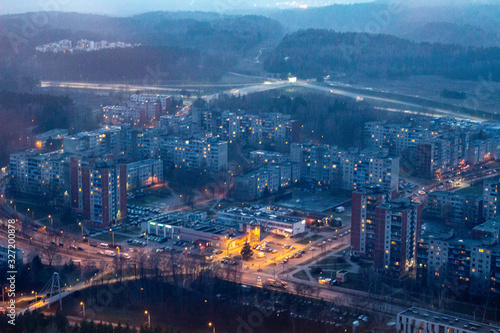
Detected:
left=71, top=158, right=127, bottom=227
left=374, top=198, right=423, bottom=277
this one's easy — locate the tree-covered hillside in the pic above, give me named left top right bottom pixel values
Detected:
left=264, top=29, right=500, bottom=81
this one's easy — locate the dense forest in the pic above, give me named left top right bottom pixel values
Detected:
left=0, top=13, right=283, bottom=83
left=33, top=46, right=223, bottom=83
left=263, top=29, right=500, bottom=81
left=209, top=91, right=417, bottom=149
left=0, top=92, right=97, bottom=165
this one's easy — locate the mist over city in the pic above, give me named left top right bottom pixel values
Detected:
left=0, top=1, right=500, bottom=332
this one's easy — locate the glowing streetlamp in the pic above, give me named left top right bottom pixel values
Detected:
left=145, top=310, right=151, bottom=328
left=80, top=302, right=85, bottom=319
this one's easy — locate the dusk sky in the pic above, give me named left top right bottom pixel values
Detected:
left=0, top=0, right=377, bottom=16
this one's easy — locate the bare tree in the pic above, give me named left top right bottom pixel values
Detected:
left=42, top=244, right=59, bottom=266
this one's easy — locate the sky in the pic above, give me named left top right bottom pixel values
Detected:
left=0, top=0, right=496, bottom=16
left=0, top=0, right=376, bottom=16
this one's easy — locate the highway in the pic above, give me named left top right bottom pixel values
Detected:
left=40, top=78, right=487, bottom=121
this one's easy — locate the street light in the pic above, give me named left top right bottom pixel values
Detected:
left=145, top=310, right=151, bottom=329
left=79, top=222, right=83, bottom=239
left=49, top=215, right=52, bottom=227
left=208, top=322, right=215, bottom=333
left=31, top=290, right=37, bottom=301
left=80, top=302, right=85, bottom=320
left=110, top=228, right=114, bottom=247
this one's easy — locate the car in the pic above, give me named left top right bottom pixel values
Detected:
left=59, top=242, right=64, bottom=247
left=310, top=247, right=316, bottom=251
left=215, top=250, right=223, bottom=255
left=300, top=250, right=306, bottom=254
left=77, top=246, right=85, bottom=251
left=70, top=245, right=77, bottom=250
left=272, top=249, right=278, bottom=254
left=97, top=250, right=104, bottom=255
left=318, top=244, right=323, bottom=248
left=221, top=259, right=228, bottom=264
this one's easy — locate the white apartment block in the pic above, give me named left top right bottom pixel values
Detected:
left=291, top=142, right=399, bottom=190
left=9, top=149, right=68, bottom=197
left=365, top=121, right=435, bottom=154
left=126, top=159, right=163, bottom=191
left=130, top=94, right=171, bottom=110
left=162, top=137, right=228, bottom=172
left=341, top=152, right=399, bottom=191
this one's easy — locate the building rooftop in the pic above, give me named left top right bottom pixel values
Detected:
left=378, top=197, right=420, bottom=211
left=220, top=207, right=304, bottom=225
left=474, top=216, right=500, bottom=233
left=399, top=307, right=500, bottom=333
left=354, top=184, right=389, bottom=195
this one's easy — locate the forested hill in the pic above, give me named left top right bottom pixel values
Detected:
left=256, top=3, right=500, bottom=48
left=263, top=29, right=500, bottom=81
left=0, top=12, right=284, bottom=84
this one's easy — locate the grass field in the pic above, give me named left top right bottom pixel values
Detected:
left=296, top=234, right=323, bottom=245
left=292, top=270, right=310, bottom=281
left=455, top=182, right=483, bottom=196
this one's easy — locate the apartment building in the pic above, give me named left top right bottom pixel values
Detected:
left=364, top=121, right=434, bottom=155
left=161, top=137, right=228, bottom=172
left=249, top=150, right=289, bottom=167
left=426, top=191, right=482, bottom=227
left=483, top=178, right=500, bottom=221
left=351, top=184, right=397, bottom=259
left=9, top=149, right=69, bottom=198
left=417, top=218, right=500, bottom=295
left=291, top=142, right=399, bottom=190
left=191, top=108, right=300, bottom=147
left=70, top=158, right=127, bottom=227
left=130, top=94, right=171, bottom=110
left=374, top=197, right=422, bottom=277
left=126, top=159, right=163, bottom=191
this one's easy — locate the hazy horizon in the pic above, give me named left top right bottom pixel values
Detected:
left=0, top=0, right=378, bottom=16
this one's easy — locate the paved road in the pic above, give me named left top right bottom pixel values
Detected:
left=39, top=78, right=485, bottom=121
